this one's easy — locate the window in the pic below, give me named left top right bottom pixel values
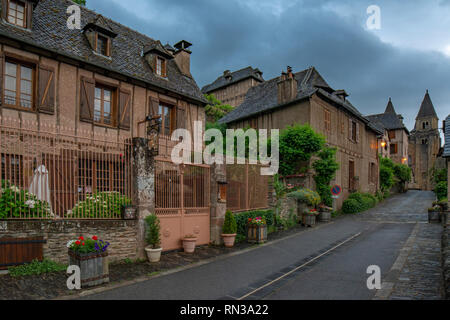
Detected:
left=156, top=57, right=166, bottom=77
left=94, top=85, right=115, bottom=126
left=369, top=162, right=376, bottom=184
left=96, top=33, right=111, bottom=57
left=388, top=131, right=396, bottom=140
left=3, top=60, right=34, bottom=110
left=324, top=109, right=331, bottom=131
left=351, top=121, right=357, bottom=142
left=158, top=103, right=174, bottom=136
left=7, top=0, right=26, bottom=28
left=390, top=143, right=398, bottom=154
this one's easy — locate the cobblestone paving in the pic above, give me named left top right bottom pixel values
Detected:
left=388, top=223, right=443, bottom=300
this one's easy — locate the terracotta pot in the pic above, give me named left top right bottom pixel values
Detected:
left=221, top=233, right=237, bottom=247
left=182, top=238, right=197, bottom=253
left=145, top=246, right=162, bottom=262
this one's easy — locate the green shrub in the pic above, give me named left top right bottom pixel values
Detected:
left=287, top=188, right=321, bottom=207
left=234, top=209, right=274, bottom=241
left=342, top=199, right=361, bottom=214
left=8, top=259, right=67, bottom=277
left=145, top=214, right=161, bottom=249
left=380, top=165, right=394, bottom=191
left=313, top=147, right=339, bottom=207
left=376, top=190, right=384, bottom=202
left=0, top=180, right=52, bottom=219
left=222, top=210, right=237, bottom=234
left=435, top=181, right=447, bottom=201
left=68, top=191, right=131, bottom=218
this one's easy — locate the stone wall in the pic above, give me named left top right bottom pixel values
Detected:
left=442, top=213, right=450, bottom=299
left=0, top=220, right=138, bottom=264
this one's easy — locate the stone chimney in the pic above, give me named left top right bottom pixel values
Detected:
left=174, top=40, right=192, bottom=76
left=277, top=66, right=298, bottom=105
left=334, top=89, right=349, bottom=101
left=223, top=70, right=232, bottom=81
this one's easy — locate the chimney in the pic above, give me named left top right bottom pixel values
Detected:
left=334, top=89, right=349, bottom=101
left=223, top=70, right=232, bottom=81
left=277, top=66, right=297, bottom=105
left=173, top=40, right=192, bottom=76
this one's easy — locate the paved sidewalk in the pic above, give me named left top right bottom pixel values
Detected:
left=388, top=222, right=443, bottom=300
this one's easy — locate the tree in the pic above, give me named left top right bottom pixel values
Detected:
left=72, top=0, right=86, bottom=5
left=204, top=94, right=234, bottom=123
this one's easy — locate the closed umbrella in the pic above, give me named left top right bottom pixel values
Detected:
left=28, top=165, right=53, bottom=215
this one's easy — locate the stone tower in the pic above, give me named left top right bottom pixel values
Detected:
left=408, top=90, right=441, bottom=190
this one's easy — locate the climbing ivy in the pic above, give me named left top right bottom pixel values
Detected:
left=312, top=147, right=340, bottom=206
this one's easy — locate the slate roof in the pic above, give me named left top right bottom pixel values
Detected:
left=0, top=0, right=206, bottom=104
left=201, top=66, right=264, bottom=93
left=416, top=90, right=438, bottom=119
left=443, top=115, right=450, bottom=157
left=218, top=66, right=383, bottom=135
left=366, top=98, right=409, bottom=134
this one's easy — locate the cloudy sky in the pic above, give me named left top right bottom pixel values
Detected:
left=86, top=0, right=450, bottom=134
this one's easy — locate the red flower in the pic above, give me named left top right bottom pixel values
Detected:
left=92, top=235, right=98, bottom=241
left=75, top=240, right=80, bottom=245
left=79, top=236, right=84, bottom=241
left=82, top=242, right=85, bottom=246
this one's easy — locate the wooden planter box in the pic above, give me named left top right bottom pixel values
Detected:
left=68, top=249, right=109, bottom=287
left=428, top=211, right=441, bottom=223
left=318, top=211, right=331, bottom=222
left=302, top=214, right=316, bottom=227
left=247, top=224, right=267, bottom=244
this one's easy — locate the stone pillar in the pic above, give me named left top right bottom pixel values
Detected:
left=132, top=137, right=155, bottom=259
left=210, top=163, right=227, bottom=245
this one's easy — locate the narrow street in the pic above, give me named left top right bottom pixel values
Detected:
left=82, top=190, right=442, bottom=300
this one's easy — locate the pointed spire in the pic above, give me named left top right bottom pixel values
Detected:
left=385, top=97, right=396, bottom=114
left=416, top=90, right=438, bottom=120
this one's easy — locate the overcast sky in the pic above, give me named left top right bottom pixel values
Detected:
left=87, top=0, right=450, bottom=134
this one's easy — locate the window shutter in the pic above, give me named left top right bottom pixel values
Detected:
left=176, top=104, right=185, bottom=129
left=356, top=123, right=360, bottom=143
left=0, top=54, right=3, bottom=106
left=149, top=97, right=159, bottom=117
left=118, top=89, right=131, bottom=130
left=80, top=77, right=95, bottom=123
left=348, top=118, right=352, bottom=140
left=38, top=66, right=55, bottom=114
left=1, top=0, right=7, bottom=21
left=26, top=2, right=33, bottom=29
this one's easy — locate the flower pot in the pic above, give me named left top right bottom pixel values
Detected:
left=68, top=249, right=109, bottom=288
left=122, top=205, right=136, bottom=220
left=182, top=238, right=197, bottom=253
left=302, top=214, right=316, bottom=227
left=428, top=211, right=440, bottom=223
left=247, top=224, right=267, bottom=244
left=221, top=233, right=237, bottom=247
left=145, top=246, right=162, bottom=262
left=318, top=211, right=331, bottom=222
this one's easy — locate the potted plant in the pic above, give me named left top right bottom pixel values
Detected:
left=221, top=210, right=237, bottom=247
left=427, top=206, right=441, bottom=223
left=247, top=216, right=267, bottom=244
left=182, top=234, right=197, bottom=253
left=67, top=235, right=110, bottom=287
left=302, top=208, right=319, bottom=227
left=318, top=204, right=333, bottom=222
left=144, top=214, right=162, bottom=262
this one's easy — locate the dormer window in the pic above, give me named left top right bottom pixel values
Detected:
left=7, top=0, right=27, bottom=28
left=156, top=56, right=166, bottom=77
left=96, top=34, right=110, bottom=57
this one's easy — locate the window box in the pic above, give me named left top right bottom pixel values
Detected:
left=68, top=249, right=109, bottom=288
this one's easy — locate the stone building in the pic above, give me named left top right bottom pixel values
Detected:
left=201, top=66, right=264, bottom=107
left=366, top=98, right=409, bottom=164
left=442, top=115, right=450, bottom=203
left=0, top=0, right=211, bottom=261
left=219, top=66, right=383, bottom=208
left=408, top=90, right=441, bottom=190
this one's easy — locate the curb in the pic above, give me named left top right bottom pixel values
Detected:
left=55, top=221, right=335, bottom=300
left=373, top=223, right=420, bottom=300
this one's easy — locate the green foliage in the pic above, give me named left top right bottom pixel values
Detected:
left=287, top=188, right=321, bottom=207
left=379, top=158, right=395, bottom=192
left=432, top=168, right=448, bottom=184
left=204, top=94, right=234, bottom=122
left=272, top=174, right=287, bottom=200
left=8, top=259, right=67, bottom=277
left=145, top=214, right=161, bottom=249
left=234, top=209, right=274, bottom=241
left=435, top=181, right=447, bottom=201
left=274, top=211, right=298, bottom=230
left=342, top=199, right=360, bottom=214
left=276, top=124, right=325, bottom=176
left=343, top=192, right=378, bottom=214
left=222, top=210, right=237, bottom=234
left=68, top=191, right=131, bottom=218
left=313, top=147, right=340, bottom=206
left=393, top=163, right=412, bottom=184
left=0, top=180, right=52, bottom=219
left=68, top=236, right=109, bottom=254
left=72, top=0, right=86, bottom=6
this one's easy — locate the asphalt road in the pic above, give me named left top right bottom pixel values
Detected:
left=82, top=190, right=434, bottom=300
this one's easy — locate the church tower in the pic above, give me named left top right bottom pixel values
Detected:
left=408, top=90, right=441, bottom=190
